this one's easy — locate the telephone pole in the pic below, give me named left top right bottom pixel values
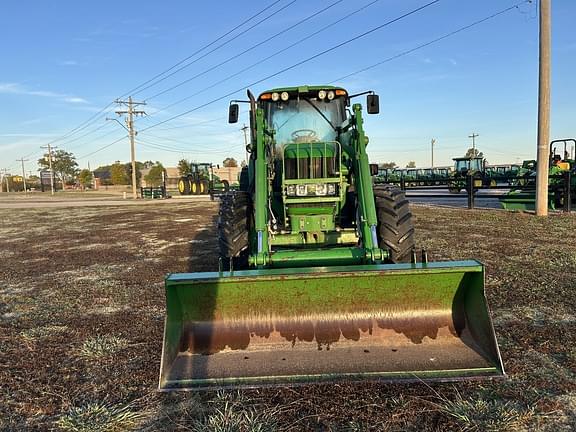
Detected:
left=40, top=144, right=57, bottom=195
left=468, top=133, right=479, bottom=156
left=115, top=97, right=146, bottom=199
left=16, top=158, right=28, bottom=194
left=536, top=0, right=551, bottom=216
left=431, top=138, right=436, bottom=168
left=1, top=168, right=9, bottom=192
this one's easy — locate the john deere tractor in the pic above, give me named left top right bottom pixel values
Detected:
left=177, top=163, right=230, bottom=195
left=500, top=138, right=575, bottom=210
left=447, top=156, right=491, bottom=193
left=160, top=86, right=503, bottom=390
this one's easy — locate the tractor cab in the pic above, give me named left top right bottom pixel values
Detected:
left=453, top=157, right=485, bottom=174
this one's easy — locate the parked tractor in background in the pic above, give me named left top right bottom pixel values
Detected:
left=447, top=156, right=492, bottom=193
left=177, top=163, right=230, bottom=196
left=159, top=85, right=503, bottom=390
left=500, top=138, right=575, bottom=210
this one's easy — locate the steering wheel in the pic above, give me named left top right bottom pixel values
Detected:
left=291, top=129, right=318, bottom=143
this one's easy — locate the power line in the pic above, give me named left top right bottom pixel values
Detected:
left=147, top=0, right=381, bottom=117
left=27, top=1, right=286, bottom=160
left=138, top=0, right=297, bottom=99
left=140, top=0, right=442, bottom=132
left=125, top=0, right=287, bottom=98
left=144, top=0, right=343, bottom=102
left=76, top=135, right=127, bottom=160
left=331, top=0, right=531, bottom=82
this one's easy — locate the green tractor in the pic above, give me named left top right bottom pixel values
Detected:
left=500, top=139, right=575, bottom=210
left=160, top=85, right=504, bottom=390
left=177, top=163, right=230, bottom=195
left=447, top=156, right=491, bottom=193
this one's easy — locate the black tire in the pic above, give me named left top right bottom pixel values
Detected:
left=218, top=191, right=251, bottom=268
left=191, top=181, right=199, bottom=195
left=222, top=179, right=230, bottom=192
left=178, top=177, right=190, bottom=195
left=199, top=180, right=209, bottom=195
left=374, top=185, right=415, bottom=263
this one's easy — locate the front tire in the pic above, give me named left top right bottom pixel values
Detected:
left=374, top=185, right=415, bottom=263
left=218, top=191, right=251, bottom=269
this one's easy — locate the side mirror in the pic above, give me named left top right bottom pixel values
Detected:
left=367, top=94, right=379, bottom=114
left=369, top=163, right=379, bottom=176
left=228, top=104, right=239, bottom=124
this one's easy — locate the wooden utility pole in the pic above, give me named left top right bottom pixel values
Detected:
left=115, top=97, right=146, bottom=199
left=16, top=158, right=28, bottom=194
left=431, top=138, right=436, bottom=168
left=536, top=0, right=551, bottom=216
left=468, top=133, right=479, bottom=156
left=40, top=144, right=57, bottom=195
left=1, top=168, right=9, bottom=192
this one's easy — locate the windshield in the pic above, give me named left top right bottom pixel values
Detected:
left=265, top=99, right=344, bottom=146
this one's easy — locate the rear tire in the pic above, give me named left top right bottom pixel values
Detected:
left=178, top=177, right=190, bottom=195
left=200, top=180, right=209, bottom=195
left=218, top=191, right=251, bottom=269
left=374, top=185, right=415, bottom=263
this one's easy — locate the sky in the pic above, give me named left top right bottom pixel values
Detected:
left=1, top=0, right=575, bottom=175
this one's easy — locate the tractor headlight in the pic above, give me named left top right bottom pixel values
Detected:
left=327, top=183, right=336, bottom=195
left=280, top=91, right=289, bottom=101
left=286, top=184, right=296, bottom=196
left=327, top=90, right=335, bottom=100
left=271, top=92, right=280, bottom=102
left=318, top=90, right=327, bottom=100
left=296, top=184, right=307, bottom=196
left=315, top=183, right=327, bottom=196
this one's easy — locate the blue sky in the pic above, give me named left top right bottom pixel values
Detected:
left=1, top=0, right=575, bottom=174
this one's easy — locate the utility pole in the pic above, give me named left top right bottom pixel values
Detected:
left=114, top=97, right=146, bottom=199
left=431, top=138, right=436, bottom=168
left=1, top=168, right=9, bottom=192
left=40, top=144, right=57, bottom=195
left=468, top=133, right=479, bottom=156
left=16, top=158, right=28, bottom=194
left=241, top=124, right=249, bottom=164
left=536, top=0, right=551, bottom=216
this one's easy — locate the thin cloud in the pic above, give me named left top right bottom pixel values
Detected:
left=60, top=60, right=79, bottom=66
left=64, top=97, right=88, bottom=104
left=0, top=82, right=89, bottom=105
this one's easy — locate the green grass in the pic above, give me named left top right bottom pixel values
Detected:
left=79, top=335, right=129, bottom=358
left=56, top=401, right=147, bottom=432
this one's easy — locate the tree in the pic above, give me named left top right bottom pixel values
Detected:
left=223, top=157, right=238, bottom=167
left=125, top=161, right=143, bottom=186
left=406, top=161, right=416, bottom=168
left=144, top=163, right=165, bottom=187
left=38, top=150, right=78, bottom=186
left=379, top=162, right=397, bottom=169
left=178, top=159, right=192, bottom=176
left=110, top=161, right=129, bottom=185
left=93, top=165, right=112, bottom=185
left=464, top=148, right=484, bottom=159
left=77, top=169, right=93, bottom=190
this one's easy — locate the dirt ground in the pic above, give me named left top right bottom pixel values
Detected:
left=1, top=202, right=575, bottom=431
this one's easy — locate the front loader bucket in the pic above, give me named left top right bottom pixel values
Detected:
left=159, top=261, right=504, bottom=390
